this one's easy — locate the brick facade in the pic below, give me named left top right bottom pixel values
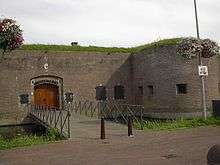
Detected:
left=0, top=50, right=132, bottom=123
left=132, top=45, right=220, bottom=116
left=0, top=45, right=219, bottom=122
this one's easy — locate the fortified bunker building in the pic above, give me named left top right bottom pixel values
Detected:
left=0, top=38, right=219, bottom=123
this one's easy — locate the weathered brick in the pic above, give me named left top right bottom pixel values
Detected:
left=0, top=45, right=219, bottom=122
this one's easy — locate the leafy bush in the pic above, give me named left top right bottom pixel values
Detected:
left=46, top=128, right=63, bottom=141
left=201, top=39, right=220, bottom=58
left=177, top=37, right=219, bottom=59
left=0, top=18, right=24, bottom=54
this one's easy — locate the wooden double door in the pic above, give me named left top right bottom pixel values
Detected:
left=34, top=84, right=59, bottom=108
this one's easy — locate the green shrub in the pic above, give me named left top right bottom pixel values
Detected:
left=46, top=128, right=64, bottom=141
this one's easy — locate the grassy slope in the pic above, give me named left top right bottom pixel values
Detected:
left=135, top=116, right=220, bottom=131
left=19, top=38, right=181, bottom=53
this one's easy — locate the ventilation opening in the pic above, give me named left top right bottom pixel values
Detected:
left=138, top=86, right=143, bottom=95
left=176, top=84, right=187, bottom=94
left=147, top=85, right=154, bottom=97
left=95, top=85, right=107, bottom=101
left=114, top=85, right=125, bottom=100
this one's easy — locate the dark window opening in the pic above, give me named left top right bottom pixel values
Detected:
left=114, top=85, right=125, bottom=100
left=176, top=84, right=187, bottom=94
left=138, top=86, right=143, bottom=95
left=65, top=92, right=74, bottom=103
left=95, top=86, right=107, bottom=101
left=147, top=85, right=154, bottom=96
left=19, top=94, right=29, bottom=104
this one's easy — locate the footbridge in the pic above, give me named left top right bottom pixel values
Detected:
left=28, top=100, right=144, bottom=139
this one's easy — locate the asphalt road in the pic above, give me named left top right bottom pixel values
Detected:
left=1, top=126, right=219, bottom=165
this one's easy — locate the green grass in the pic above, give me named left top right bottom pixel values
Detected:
left=135, top=116, right=220, bottom=131
left=20, top=44, right=133, bottom=53
left=133, top=38, right=181, bottom=53
left=0, top=129, right=64, bottom=150
left=19, top=38, right=181, bottom=53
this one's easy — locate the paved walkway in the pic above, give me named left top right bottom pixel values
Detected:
left=1, top=126, right=220, bottom=165
left=70, top=113, right=132, bottom=139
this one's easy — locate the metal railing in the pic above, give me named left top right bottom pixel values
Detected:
left=68, top=99, right=100, bottom=118
left=29, top=104, right=71, bottom=138
left=101, top=101, right=144, bottom=130
left=69, top=99, right=144, bottom=130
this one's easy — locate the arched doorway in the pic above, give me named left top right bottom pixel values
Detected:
left=31, top=75, right=63, bottom=109
left=34, top=84, right=59, bottom=108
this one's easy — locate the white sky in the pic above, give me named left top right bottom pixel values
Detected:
left=0, top=0, right=219, bottom=47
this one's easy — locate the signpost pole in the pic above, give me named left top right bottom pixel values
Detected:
left=194, top=0, right=207, bottom=119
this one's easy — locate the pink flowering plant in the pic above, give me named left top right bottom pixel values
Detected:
left=177, top=37, right=219, bottom=59
left=0, top=18, right=24, bottom=54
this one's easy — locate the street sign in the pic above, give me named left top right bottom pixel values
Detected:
left=198, top=65, right=208, bottom=76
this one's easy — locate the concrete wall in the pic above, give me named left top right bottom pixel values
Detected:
left=0, top=50, right=132, bottom=123
left=132, top=45, right=220, bottom=116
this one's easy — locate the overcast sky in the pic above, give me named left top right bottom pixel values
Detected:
left=0, top=0, right=219, bottom=47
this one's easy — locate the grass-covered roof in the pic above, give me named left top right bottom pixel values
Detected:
left=19, top=38, right=181, bottom=53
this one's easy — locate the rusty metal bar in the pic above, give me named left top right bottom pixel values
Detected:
left=100, top=117, right=105, bottom=139
left=54, top=108, right=57, bottom=128
left=67, top=110, right=71, bottom=138
left=60, top=110, right=63, bottom=134
left=140, top=107, right=144, bottom=130
left=128, top=116, right=133, bottom=137
left=43, top=107, right=45, bottom=121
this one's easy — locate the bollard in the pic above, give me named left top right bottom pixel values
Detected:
left=101, top=117, right=105, bottom=139
left=128, top=116, right=133, bottom=137
left=67, top=110, right=71, bottom=138
left=140, top=107, right=144, bottom=130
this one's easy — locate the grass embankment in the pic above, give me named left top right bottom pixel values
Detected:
left=20, top=38, right=181, bottom=53
left=135, top=116, right=220, bottom=131
left=0, top=129, right=63, bottom=150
